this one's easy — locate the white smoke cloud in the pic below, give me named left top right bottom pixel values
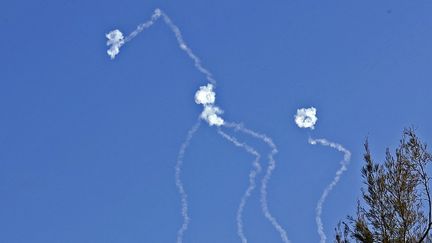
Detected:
left=194, top=84, right=224, bottom=126
left=294, top=107, right=318, bottom=129
left=201, top=105, right=224, bottom=126
left=194, top=84, right=216, bottom=105
left=106, top=29, right=125, bottom=59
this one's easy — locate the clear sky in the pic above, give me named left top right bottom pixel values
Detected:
left=1, top=0, right=432, bottom=242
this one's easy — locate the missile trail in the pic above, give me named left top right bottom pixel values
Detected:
left=175, top=120, right=201, bottom=243
left=107, top=8, right=292, bottom=242
left=308, top=138, right=351, bottom=243
left=224, top=122, right=290, bottom=243
left=109, top=8, right=217, bottom=85
left=107, top=9, right=219, bottom=242
left=217, top=128, right=262, bottom=243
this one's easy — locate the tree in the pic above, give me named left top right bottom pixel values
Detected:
left=335, top=128, right=432, bottom=243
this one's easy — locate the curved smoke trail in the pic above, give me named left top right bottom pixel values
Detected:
left=108, top=8, right=292, bottom=242
left=158, top=10, right=217, bottom=86
left=217, top=128, right=262, bottom=243
left=175, top=120, right=201, bottom=243
left=308, top=138, right=351, bottom=243
left=108, top=8, right=216, bottom=85
left=224, top=122, right=290, bottom=243
left=123, top=9, right=161, bottom=42
left=107, top=9, right=220, bottom=242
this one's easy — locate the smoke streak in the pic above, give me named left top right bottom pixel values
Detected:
left=159, top=11, right=217, bottom=85
left=107, top=8, right=292, bottom=242
left=224, top=122, right=290, bottom=243
left=175, top=120, right=201, bottom=243
left=108, top=8, right=217, bottom=85
left=217, top=128, right=262, bottom=243
left=124, top=9, right=162, bottom=42
left=308, top=138, right=351, bottom=243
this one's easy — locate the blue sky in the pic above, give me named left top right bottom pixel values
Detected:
left=1, top=0, right=432, bottom=242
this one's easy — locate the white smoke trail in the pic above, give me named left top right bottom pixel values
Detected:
left=224, top=122, right=290, bottom=243
left=159, top=11, right=217, bottom=86
left=217, top=128, right=262, bottom=243
left=175, top=120, right=201, bottom=243
left=107, top=8, right=290, bottom=242
left=107, top=9, right=222, bottom=242
left=308, top=138, right=351, bottom=243
left=124, top=9, right=162, bottom=42
left=107, top=8, right=217, bottom=85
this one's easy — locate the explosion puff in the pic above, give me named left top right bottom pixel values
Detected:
left=201, top=106, right=224, bottom=126
left=106, top=29, right=125, bottom=59
left=194, top=84, right=224, bottom=126
left=294, top=107, right=318, bottom=129
left=194, top=84, right=216, bottom=105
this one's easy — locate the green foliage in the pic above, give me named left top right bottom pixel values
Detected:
left=335, top=128, right=432, bottom=243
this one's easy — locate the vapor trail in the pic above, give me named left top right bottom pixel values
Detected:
left=123, top=9, right=162, bottom=42
left=175, top=120, right=201, bottom=243
left=224, top=122, right=290, bottom=243
left=217, top=128, right=262, bottom=243
left=308, top=138, right=351, bottom=243
left=108, top=8, right=216, bottom=85
left=159, top=10, right=217, bottom=85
